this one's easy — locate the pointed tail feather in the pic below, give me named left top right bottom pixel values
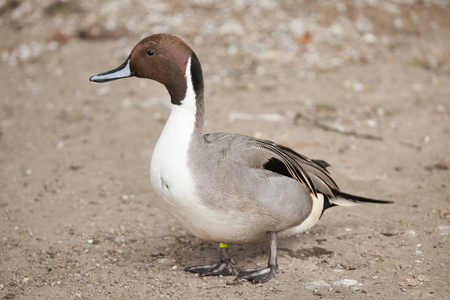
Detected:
left=331, top=191, right=393, bottom=206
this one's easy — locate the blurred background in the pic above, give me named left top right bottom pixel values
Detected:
left=2, top=0, right=449, bottom=84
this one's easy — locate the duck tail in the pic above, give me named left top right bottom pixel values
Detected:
left=330, top=191, right=393, bottom=206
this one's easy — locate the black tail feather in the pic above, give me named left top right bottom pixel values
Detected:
left=336, top=191, right=393, bottom=204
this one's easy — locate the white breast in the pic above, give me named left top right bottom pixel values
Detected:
left=150, top=56, right=197, bottom=200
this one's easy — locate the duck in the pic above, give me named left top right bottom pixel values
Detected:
left=90, top=33, right=392, bottom=283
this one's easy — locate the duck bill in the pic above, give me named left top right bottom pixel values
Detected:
left=89, top=58, right=136, bottom=83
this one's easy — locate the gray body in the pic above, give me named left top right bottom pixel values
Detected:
left=189, top=133, right=313, bottom=243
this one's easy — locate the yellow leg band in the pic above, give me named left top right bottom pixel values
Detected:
left=219, top=243, right=229, bottom=248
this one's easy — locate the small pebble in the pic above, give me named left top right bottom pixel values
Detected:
left=334, top=279, right=358, bottom=287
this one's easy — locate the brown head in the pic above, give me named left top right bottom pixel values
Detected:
left=90, top=33, right=203, bottom=105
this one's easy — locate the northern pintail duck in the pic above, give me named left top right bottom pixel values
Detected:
left=90, top=33, right=392, bottom=283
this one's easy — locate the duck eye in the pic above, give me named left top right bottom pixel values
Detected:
left=147, top=50, right=155, bottom=56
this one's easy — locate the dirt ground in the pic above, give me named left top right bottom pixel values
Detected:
left=1, top=0, right=449, bottom=299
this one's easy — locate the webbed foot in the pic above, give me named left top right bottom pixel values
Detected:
left=185, top=246, right=237, bottom=276
left=235, top=264, right=276, bottom=283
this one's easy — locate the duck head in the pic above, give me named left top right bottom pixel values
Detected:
left=90, top=33, right=203, bottom=105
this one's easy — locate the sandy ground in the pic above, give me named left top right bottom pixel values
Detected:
left=1, top=0, right=449, bottom=299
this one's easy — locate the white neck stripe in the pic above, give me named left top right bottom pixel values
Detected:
left=184, top=56, right=194, bottom=102
left=175, top=56, right=196, bottom=113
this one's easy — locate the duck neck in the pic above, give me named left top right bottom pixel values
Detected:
left=168, top=54, right=205, bottom=142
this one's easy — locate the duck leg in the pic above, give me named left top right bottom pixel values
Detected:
left=185, top=243, right=237, bottom=276
left=235, top=232, right=278, bottom=283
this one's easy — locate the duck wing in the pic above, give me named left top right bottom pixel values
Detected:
left=253, top=139, right=335, bottom=198
left=204, top=133, right=392, bottom=206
